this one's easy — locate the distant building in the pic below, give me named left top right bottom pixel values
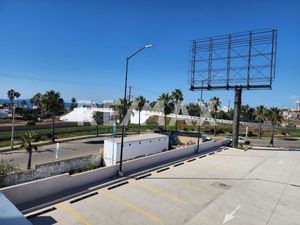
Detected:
left=60, top=107, right=115, bottom=125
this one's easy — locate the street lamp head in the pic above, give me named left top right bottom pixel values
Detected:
left=144, top=44, right=153, bottom=48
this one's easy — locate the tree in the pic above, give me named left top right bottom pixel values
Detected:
left=21, top=100, right=27, bottom=109
left=209, top=97, right=222, bottom=136
left=265, top=107, right=283, bottom=147
left=7, top=89, right=16, bottom=150
left=158, top=93, right=174, bottom=130
left=14, top=91, right=21, bottom=107
left=7, top=89, right=15, bottom=106
left=70, top=97, right=78, bottom=110
left=171, top=89, right=183, bottom=130
left=135, top=96, right=147, bottom=134
left=93, top=111, right=103, bottom=136
left=0, top=160, right=20, bottom=186
left=114, top=98, right=131, bottom=123
left=255, top=105, right=266, bottom=139
left=20, top=131, right=39, bottom=170
left=41, top=90, right=65, bottom=142
left=30, top=92, right=42, bottom=119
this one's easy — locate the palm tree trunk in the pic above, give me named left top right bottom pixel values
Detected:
left=259, top=121, right=262, bottom=139
left=214, top=113, right=217, bottom=136
left=10, top=104, right=15, bottom=150
left=164, top=115, right=167, bottom=130
left=51, top=116, right=55, bottom=142
left=138, top=110, right=141, bottom=134
left=27, top=149, right=32, bottom=170
left=270, top=126, right=274, bottom=146
left=175, top=104, right=178, bottom=131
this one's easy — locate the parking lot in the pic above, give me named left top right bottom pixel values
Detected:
left=27, top=147, right=300, bottom=225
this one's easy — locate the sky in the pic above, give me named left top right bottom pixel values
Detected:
left=0, top=0, right=299, bottom=108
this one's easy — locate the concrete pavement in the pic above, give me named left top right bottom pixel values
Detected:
left=27, top=148, right=300, bottom=225
left=0, top=137, right=108, bottom=170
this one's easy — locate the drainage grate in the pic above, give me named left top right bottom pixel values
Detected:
left=136, top=173, right=152, bottom=180
left=70, top=192, right=98, bottom=204
left=208, top=152, right=215, bottom=155
left=199, top=155, right=207, bottom=159
left=26, top=207, right=57, bottom=219
left=107, top=181, right=129, bottom=190
left=211, top=182, right=231, bottom=190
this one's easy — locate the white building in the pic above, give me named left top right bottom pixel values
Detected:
left=104, top=133, right=169, bottom=166
left=60, top=107, right=115, bottom=125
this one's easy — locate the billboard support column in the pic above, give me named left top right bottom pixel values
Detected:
left=233, top=87, right=242, bottom=148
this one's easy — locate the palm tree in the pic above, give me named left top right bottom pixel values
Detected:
left=14, top=91, right=21, bottom=107
left=70, top=97, right=78, bottom=110
left=93, top=111, right=103, bottom=136
left=255, top=105, right=266, bottom=139
left=171, top=89, right=183, bottom=130
left=209, top=97, right=222, bottom=136
left=7, top=89, right=15, bottom=106
left=20, top=131, right=39, bottom=170
left=7, top=89, right=16, bottom=150
left=135, top=96, right=147, bottom=134
left=265, top=107, right=283, bottom=147
left=158, top=93, right=174, bottom=130
left=114, top=98, right=131, bottom=123
left=21, top=100, right=27, bottom=109
left=41, top=90, right=65, bottom=142
left=30, top=92, right=42, bottom=118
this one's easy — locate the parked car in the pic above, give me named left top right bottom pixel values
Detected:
left=202, top=135, right=211, bottom=142
left=225, top=136, right=250, bottom=145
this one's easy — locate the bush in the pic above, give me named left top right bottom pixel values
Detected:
left=0, top=160, right=21, bottom=187
left=26, top=120, right=36, bottom=126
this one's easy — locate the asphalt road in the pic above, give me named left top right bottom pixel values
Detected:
left=0, top=137, right=108, bottom=170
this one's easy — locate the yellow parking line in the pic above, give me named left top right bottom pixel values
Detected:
left=154, top=172, right=209, bottom=193
left=57, top=203, right=91, bottom=225
left=99, top=189, right=162, bottom=224
left=131, top=180, right=187, bottom=205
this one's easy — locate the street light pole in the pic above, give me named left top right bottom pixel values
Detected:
left=119, top=44, right=153, bottom=176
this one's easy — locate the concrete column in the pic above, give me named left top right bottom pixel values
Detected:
left=232, top=88, right=242, bottom=148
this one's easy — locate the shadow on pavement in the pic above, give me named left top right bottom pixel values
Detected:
left=29, top=216, right=57, bottom=225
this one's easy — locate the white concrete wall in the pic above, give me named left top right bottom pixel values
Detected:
left=0, top=140, right=229, bottom=210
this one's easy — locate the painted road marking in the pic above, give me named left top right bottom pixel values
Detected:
left=278, top=160, right=284, bottom=165
left=154, top=172, right=209, bottom=193
left=131, top=180, right=187, bottom=205
left=98, top=189, right=162, bottom=224
left=57, top=203, right=91, bottom=225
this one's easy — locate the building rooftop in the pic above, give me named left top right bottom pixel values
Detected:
left=26, top=147, right=300, bottom=225
left=107, top=133, right=168, bottom=144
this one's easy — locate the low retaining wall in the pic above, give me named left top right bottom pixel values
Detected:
left=1, top=154, right=101, bottom=186
left=0, top=140, right=229, bottom=210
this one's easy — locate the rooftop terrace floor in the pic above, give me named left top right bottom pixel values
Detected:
left=27, top=147, right=300, bottom=225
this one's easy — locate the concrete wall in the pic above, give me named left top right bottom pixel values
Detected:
left=0, top=140, right=229, bottom=210
left=1, top=154, right=101, bottom=186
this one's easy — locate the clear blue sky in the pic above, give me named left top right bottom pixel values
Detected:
left=0, top=0, right=299, bottom=108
